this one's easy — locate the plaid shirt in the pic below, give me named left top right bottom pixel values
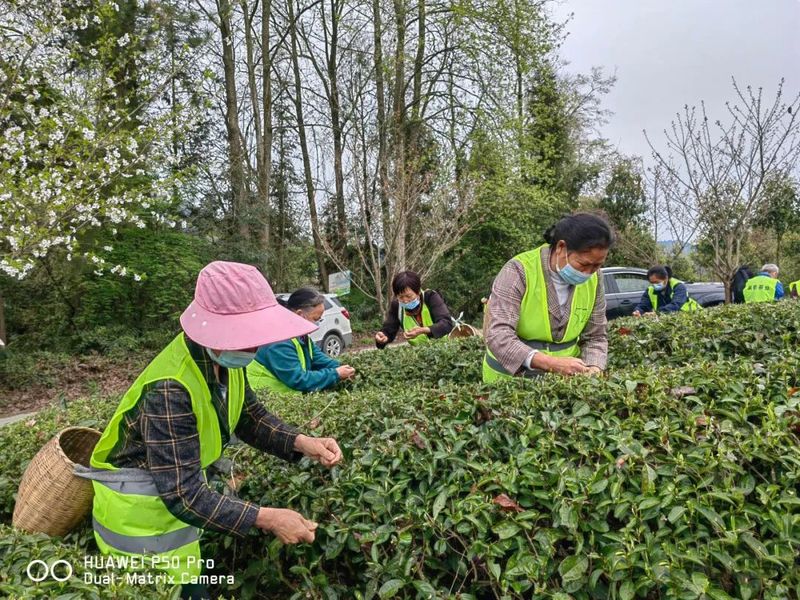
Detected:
left=485, top=246, right=608, bottom=373
left=106, top=335, right=302, bottom=537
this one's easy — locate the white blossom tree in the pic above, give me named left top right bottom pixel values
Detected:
left=0, top=0, right=206, bottom=341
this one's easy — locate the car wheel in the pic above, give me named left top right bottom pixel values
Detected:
left=322, top=332, right=344, bottom=357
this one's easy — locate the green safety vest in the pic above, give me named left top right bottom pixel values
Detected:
left=87, top=333, right=245, bottom=582
left=647, top=278, right=701, bottom=313
left=789, top=280, right=800, bottom=298
left=246, top=337, right=313, bottom=395
left=483, top=245, right=597, bottom=383
left=400, top=291, right=434, bottom=346
left=743, top=275, right=779, bottom=303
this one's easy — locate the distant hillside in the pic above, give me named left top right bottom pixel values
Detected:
left=657, top=240, right=693, bottom=256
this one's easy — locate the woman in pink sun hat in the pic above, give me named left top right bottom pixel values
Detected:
left=82, top=261, right=342, bottom=599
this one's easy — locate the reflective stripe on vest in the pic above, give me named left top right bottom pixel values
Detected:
left=400, top=291, right=434, bottom=346
left=246, top=337, right=313, bottom=394
left=483, top=245, right=597, bottom=383
left=93, top=517, right=200, bottom=555
left=647, top=278, right=701, bottom=313
left=76, top=465, right=160, bottom=496
left=88, top=333, right=245, bottom=579
left=743, top=275, right=778, bottom=303
left=483, top=352, right=545, bottom=379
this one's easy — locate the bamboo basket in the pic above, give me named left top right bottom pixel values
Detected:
left=449, top=322, right=481, bottom=339
left=13, top=426, right=101, bottom=536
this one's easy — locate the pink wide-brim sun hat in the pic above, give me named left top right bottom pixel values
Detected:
left=180, top=261, right=316, bottom=350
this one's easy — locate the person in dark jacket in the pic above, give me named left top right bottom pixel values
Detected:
left=633, top=266, right=700, bottom=316
left=731, top=265, right=754, bottom=304
left=248, top=288, right=356, bottom=394
left=374, top=271, right=453, bottom=348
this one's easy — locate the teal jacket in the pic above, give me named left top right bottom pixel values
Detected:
left=253, top=337, right=340, bottom=392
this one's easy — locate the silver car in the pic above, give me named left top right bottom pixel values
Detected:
left=276, top=293, right=353, bottom=357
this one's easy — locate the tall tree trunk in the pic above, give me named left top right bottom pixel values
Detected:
left=356, top=83, right=384, bottom=311
left=404, top=0, right=425, bottom=249
left=217, top=0, right=250, bottom=240
left=288, top=0, right=329, bottom=288
left=372, top=0, right=390, bottom=271
left=777, top=232, right=783, bottom=265
left=260, top=0, right=273, bottom=249
left=391, top=0, right=407, bottom=271
left=276, top=125, right=287, bottom=290
left=242, top=0, right=265, bottom=246
left=168, top=9, right=180, bottom=205
left=327, top=0, right=347, bottom=254
left=410, top=0, right=425, bottom=126
left=512, top=0, right=523, bottom=169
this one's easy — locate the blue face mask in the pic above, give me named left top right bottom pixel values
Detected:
left=206, top=348, right=256, bottom=369
left=556, top=252, right=591, bottom=286
left=652, top=282, right=666, bottom=292
left=401, top=297, right=421, bottom=311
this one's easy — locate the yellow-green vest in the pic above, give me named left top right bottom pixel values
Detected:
left=246, top=337, right=312, bottom=395
left=400, top=291, right=434, bottom=346
left=647, top=278, right=701, bottom=312
left=483, top=245, right=597, bottom=383
left=87, top=333, right=245, bottom=582
left=743, top=275, right=779, bottom=303
left=789, top=280, right=800, bottom=298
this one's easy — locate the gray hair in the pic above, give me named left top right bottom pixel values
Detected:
left=761, top=263, right=779, bottom=275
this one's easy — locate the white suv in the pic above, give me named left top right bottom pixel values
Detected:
left=276, top=293, right=353, bottom=357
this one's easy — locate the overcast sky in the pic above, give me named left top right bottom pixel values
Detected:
left=551, top=0, right=800, bottom=161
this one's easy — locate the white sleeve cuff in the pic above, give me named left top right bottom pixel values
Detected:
left=525, top=349, right=538, bottom=370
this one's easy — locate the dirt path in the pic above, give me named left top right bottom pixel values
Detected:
left=0, top=330, right=463, bottom=418
left=0, top=354, right=149, bottom=419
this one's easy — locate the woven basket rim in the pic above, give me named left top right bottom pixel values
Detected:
left=449, top=323, right=480, bottom=336
left=54, top=426, right=102, bottom=468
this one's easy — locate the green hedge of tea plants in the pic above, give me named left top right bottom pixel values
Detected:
left=344, top=301, right=800, bottom=388
left=1, top=301, right=799, bottom=598
left=0, top=525, right=175, bottom=599
left=607, top=301, right=800, bottom=369
left=213, top=354, right=800, bottom=599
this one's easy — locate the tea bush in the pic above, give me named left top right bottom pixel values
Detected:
left=346, top=337, right=484, bottom=390
left=1, top=302, right=799, bottom=598
left=347, top=301, right=800, bottom=389
left=215, top=355, right=800, bottom=599
left=0, top=525, right=175, bottom=599
left=608, top=301, right=800, bottom=369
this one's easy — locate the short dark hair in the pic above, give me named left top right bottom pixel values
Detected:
left=281, top=287, right=325, bottom=310
left=647, top=266, right=671, bottom=280
left=543, top=213, right=614, bottom=252
left=391, top=271, right=422, bottom=295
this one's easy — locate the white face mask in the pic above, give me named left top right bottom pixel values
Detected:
left=206, top=348, right=256, bottom=369
left=555, top=247, right=591, bottom=286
